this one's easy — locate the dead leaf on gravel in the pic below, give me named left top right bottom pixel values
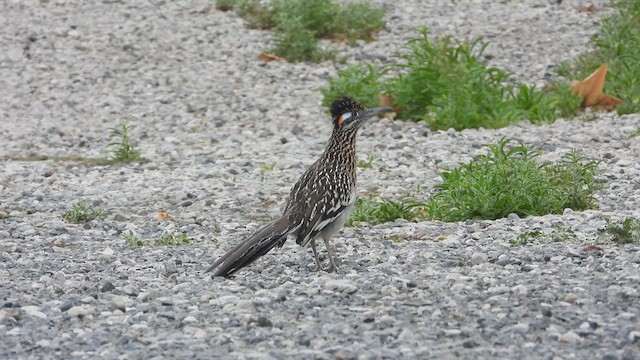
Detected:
left=582, top=244, right=604, bottom=252
left=156, top=212, right=176, bottom=220
left=578, top=4, right=598, bottom=13
left=378, top=93, right=399, bottom=120
left=258, top=52, right=286, bottom=62
left=570, top=63, right=622, bottom=111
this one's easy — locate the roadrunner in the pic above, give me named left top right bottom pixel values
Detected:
left=206, top=97, right=392, bottom=277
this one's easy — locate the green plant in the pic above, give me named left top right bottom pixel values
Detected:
left=629, top=128, right=640, bottom=138
left=259, top=162, right=277, bottom=182
left=234, top=0, right=276, bottom=29
left=554, top=0, right=640, bottom=115
left=155, top=232, right=192, bottom=246
left=509, top=226, right=575, bottom=246
left=600, top=217, right=640, bottom=244
left=123, top=231, right=192, bottom=247
left=215, top=0, right=236, bottom=11
left=62, top=203, right=106, bottom=223
left=109, top=121, right=142, bottom=162
left=509, top=231, right=542, bottom=246
left=320, top=64, right=383, bottom=109
left=271, top=14, right=332, bottom=62
left=347, top=196, right=426, bottom=226
left=357, top=153, right=378, bottom=169
left=426, top=138, right=602, bottom=222
left=331, top=1, right=386, bottom=45
left=224, top=0, right=385, bottom=62
left=550, top=225, right=576, bottom=242
left=386, top=28, right=583, bottom=129
left=123, top=230, right=144, bottom=247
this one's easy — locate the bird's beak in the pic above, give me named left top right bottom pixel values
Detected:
left=362, top=106, right=393, bottom=119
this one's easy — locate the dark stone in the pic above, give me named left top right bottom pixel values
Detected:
left=159, top=311, right=176, bottom=320
left=291, top=125, right=303, bottom=135
left=60, top=299, right=75, bottom=312
left=2, top=301, right=21, bottom=308
left=101, top=282, right=116, bottom=292
left=113, top=213, right=128, bottom=222
left=462, top=340, right=479, bottom=348
left=257, top=316, right=272, bottom=327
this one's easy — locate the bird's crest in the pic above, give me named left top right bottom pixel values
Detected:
left=330, top=96, right=366, bottom=128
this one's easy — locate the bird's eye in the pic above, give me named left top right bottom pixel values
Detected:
left=337, top=112, right=352, bottom=126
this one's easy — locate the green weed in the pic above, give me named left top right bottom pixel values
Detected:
left=509, top=231, right=542, bottom=246
left=220, top=0, right=385, bottom=62
left=426, top=138, right=602, bottom=222
left=124, top=230, right=192, bottom=247
left=347, top=196, right=426, bottom=226
left=155, top=232, right=192, bottom=246
left=509, top=226, right=576, bottom=246
left=108, top=121, right=143, bottom=163
left=259, top=162, right=277, bottom=182
left=357, top=153, right=378, bottom=169
left=123, top=230, right=144, bottom=247
left=550, top=225, right=576, bottom=242
left=62, top=203, right=106, bottom=223
left=553, top=0, right=640, bottom=115
left=320, top=64, right=383, bottom=109
left=600, top=217, right=640, bottom=244
left=331, top=1, right=386, bottom=45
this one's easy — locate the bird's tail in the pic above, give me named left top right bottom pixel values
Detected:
left=206, top=216, right=297, bottom=277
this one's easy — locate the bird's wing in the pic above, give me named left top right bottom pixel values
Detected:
left=292, top=174, right=355, bottom=247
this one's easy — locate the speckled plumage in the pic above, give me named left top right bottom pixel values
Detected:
left=206, top=97, right=392, bottom=277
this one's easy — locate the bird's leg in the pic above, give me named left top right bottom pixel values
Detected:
left=323, top=235, right=338, bottom=273
left=310, top=239, right=323, bottom=271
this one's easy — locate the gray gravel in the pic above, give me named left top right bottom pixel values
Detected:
left=2, top=0, right=640, bottom=358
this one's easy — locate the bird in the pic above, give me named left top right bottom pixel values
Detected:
left=206, top=96, right=392, bottom=277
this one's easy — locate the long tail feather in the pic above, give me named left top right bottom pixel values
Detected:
left=206, top=216, right=298, bottom=277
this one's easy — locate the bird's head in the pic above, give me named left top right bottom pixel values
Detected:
left=330, top=96, right=392, bottom=132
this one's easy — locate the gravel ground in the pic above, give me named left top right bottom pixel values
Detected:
left=2, top=0, right=640, bottom=358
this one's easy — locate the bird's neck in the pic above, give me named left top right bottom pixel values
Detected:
left=323, top=129, right=357, bottom=169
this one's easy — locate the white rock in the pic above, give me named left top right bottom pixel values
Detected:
left=324, top=279, right=358, bottom=294
left=67, top=305, right=94, bottom=318
left=22, top=306, right=47, bottom=319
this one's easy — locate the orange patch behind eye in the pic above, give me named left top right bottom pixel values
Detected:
left=338, top=114, right=345, bottom=126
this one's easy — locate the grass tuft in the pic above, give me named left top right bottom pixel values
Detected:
left=357, top=154, right=378, bottom=169
left=553, top=0, right=640, bottom=115
left=347, top=197, right=426, bottom=227
left=123, top=230, right=145, bottom=247
left=62, top=203, right=106, bottom=223
left=123, top=230, right=192, bottom=247
left=320, top=64, right=383, bottom=109
left=600, top=217, right=640, bottom=244
left=218, top=0, right=385, bottom=62
left=426, top=138, right=602, bottom=222
left=109, top=121, right=143, bottom=163
left=509, top=225, right=576, bottom=246
left=322, top=28, right=584, bottom=130
left=155, top=232, right=192, bottom=246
